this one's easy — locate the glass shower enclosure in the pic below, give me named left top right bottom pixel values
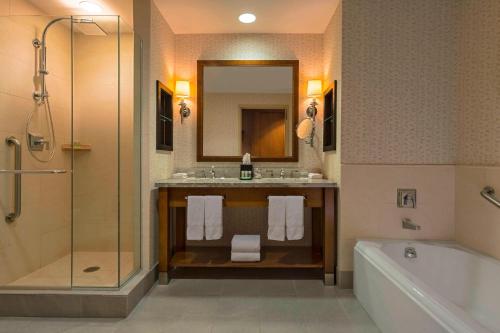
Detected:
left=0, top=14, right=141, bottom=289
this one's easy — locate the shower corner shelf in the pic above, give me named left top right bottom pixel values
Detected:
left=61, top=144, right=92, bottom=152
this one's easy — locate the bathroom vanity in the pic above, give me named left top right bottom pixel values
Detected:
left=156, top=178, right=337, bottom=285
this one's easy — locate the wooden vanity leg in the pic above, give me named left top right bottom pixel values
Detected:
left=175, top=207, right=186, bottom=252
left=323, top=188, right=336, bottom=286
left=312, top=208, right=322, bottom=253
left=159, top=188, right=171, bottom=285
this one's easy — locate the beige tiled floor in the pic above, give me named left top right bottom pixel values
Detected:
left=8, top=252, right=136, bottom=288
left=0, top=279, right=380, bottom=333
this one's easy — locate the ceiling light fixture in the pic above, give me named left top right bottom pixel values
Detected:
left=238, top=13, right=256, bottom=24
left=79, top=1, right=103, bottom=13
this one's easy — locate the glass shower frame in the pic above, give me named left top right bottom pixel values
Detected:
left=0, top=14, right=142, bottom=290
left=70, top=15, right=142, bottom=290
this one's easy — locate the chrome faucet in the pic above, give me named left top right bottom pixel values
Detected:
left=402, top=218, right=421, bottom=230
left=210, top=165, right=216, bottom=179
left=280, top=168, right=286, bottom=179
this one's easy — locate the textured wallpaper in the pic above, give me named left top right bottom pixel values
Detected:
left=150, top=2, right=175, bottom=181
left=457, top=0, right=500, bottom=166
left=322, top=2, right=342, bottom=182
left=341, top=0, right=458, bottom=165
left=173, top=34, right=324, bottom=170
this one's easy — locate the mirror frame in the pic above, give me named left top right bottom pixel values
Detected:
left=197, top=60, right=299, bottom=162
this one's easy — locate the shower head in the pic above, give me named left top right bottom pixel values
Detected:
left=73, top=19, right=108, bottom=36
left=32, top=16, right=109, bottom=102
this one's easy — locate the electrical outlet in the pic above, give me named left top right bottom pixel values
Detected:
left=397, top=189, right=416, bottom=208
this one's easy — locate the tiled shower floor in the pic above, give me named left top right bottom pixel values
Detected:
left=8, top=252, right=135, bottom=288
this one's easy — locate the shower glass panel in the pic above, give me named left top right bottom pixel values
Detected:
left=0, top=14, right=141, bottom=290
left=0, top=15, right=73, bottom=288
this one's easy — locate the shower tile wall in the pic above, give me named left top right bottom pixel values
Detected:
left=73, top=33, right=119, bottom=254
left=0, top=2, right=72, bottom=286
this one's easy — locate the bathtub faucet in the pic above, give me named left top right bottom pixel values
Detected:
left=402, top=218, right=421, bottom=230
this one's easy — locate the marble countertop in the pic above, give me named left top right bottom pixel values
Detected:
left=155, top=177, right=337, bottom=188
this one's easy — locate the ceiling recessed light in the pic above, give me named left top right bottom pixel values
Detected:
left=239, top=13, right=256, bottom=24
left=79, top=1, right=103, bottom=13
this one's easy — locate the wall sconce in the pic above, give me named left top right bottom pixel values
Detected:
left=306, top=79, right=322, bottom=121
left=297, top=80, right=322, bottom=147
left=175, top=80, right=191, bottom=123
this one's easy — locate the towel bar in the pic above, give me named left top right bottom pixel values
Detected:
left=480, top=186, right=500, bottom=209
left=267, top=195, right=308, bottom=200
left=184, top=195, right=226, bottom=200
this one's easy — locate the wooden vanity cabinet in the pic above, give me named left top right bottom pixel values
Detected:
left=158, top=186, right=337, bottom=285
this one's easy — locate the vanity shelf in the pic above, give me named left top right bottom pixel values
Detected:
left=170, top=247, right=322, bottom=269
left=157, top=183, right=337, bottom=285
left=61, top=144, right=92, bottom=151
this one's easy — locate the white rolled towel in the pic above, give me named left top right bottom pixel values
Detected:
left=187, top=196, right=204, bottom=240
left=231, top=252, right=260, bottom=262
left=232, top=235, right=260, bottom=253
left=267, top=196, right=286, bottom=241
left=204, top=195, right=223, bottom=240
left=286, top=196, right=304, bottom=240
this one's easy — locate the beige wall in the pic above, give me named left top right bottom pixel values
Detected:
left=174, top=33, right=324, bottom=170
left=338, top=0, right=458, bottom=285
left=455, top=1, right=500, bottom=260
left=0, top=4, right=72, bottom=285
left=322, top=2, right=341, bottom=183
left=134, top=0, right=176, bottom=269
left=203, top=93, right=293, bottom=156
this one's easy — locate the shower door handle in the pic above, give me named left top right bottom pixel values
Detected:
left=4, top=136, right=21, bottom=223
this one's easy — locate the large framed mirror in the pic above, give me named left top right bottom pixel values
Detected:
left=197, top=60, right=299, bottom=162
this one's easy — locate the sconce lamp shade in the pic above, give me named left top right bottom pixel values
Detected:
left=175, top=81, right=190, bottom=98
left=307, top=80, right=322, bottom=98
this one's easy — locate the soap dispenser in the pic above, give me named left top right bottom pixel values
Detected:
left=240, top=153, right=253, bottom=180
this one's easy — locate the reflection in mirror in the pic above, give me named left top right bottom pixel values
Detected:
left=199, top=61, right=298, bottom=161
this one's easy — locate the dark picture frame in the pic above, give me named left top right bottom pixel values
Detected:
left=156, top=80, right=174, bottom=151
left=323, top=80, right=337, bottom=152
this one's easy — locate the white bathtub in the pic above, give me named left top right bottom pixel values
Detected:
left=354, top=240, right=500, bottom=333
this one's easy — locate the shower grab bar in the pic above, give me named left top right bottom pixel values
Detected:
left=480, top=186, right=500, bottom=209
left=5, top=137, right=21, bottom=223
left=0, top=169, right=67, bottom=174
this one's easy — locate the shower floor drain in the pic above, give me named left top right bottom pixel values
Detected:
left=83, top=266, right=100, bottom=273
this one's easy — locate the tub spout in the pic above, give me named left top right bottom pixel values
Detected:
left=402, top=218, right=421, bottom=230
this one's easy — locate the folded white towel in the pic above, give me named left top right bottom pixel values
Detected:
left=308, top=173, right=323, bottom=179
left=267, top=196, right=286, bottom=241
left=172, top=172, right=188, bottom=179
left=232, top=235, right=260, bottom=253
left=204, top=195, right=223, bottom=240
left=187, top=196, right=204, bottom=240
left=286, top=196, right=304, bottom=240
left=231, top=251, right=261, bottom=262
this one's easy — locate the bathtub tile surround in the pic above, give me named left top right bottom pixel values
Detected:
left=339, top=165, right=455, bottom=285
left=456, top=166, right=500, bottom=259
left=336, top=0, right=500, bottom=289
